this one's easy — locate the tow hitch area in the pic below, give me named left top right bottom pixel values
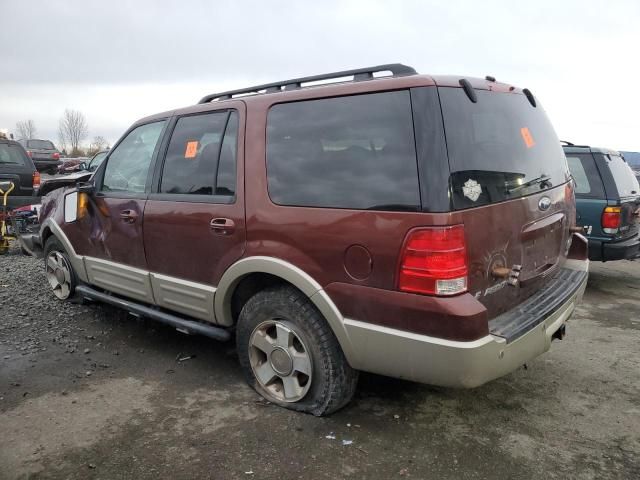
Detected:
left=552, top=324, right=567, bottom=342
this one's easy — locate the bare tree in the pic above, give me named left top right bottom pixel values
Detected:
left=15, top=120, right=37, bottom=140
left=88, top=135, right=109, bottom=155
left=58, top=109, right=88, bottom=157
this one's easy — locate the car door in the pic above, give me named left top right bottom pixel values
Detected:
left=143, top=103, right=246, bottom=322
left=77, top=120, right=167, bottom=303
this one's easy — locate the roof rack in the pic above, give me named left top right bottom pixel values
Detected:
left=559, top=140, right=574, bottom=146
left=198, top=63, right=417, bottom=104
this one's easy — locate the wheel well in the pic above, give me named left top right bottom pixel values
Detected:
left=41, top=227, right=53, bottom=247
left=230, top=272, right=292, bottom=324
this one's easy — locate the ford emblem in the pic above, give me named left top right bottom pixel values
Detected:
left=538, top=196, right=551, bottom=211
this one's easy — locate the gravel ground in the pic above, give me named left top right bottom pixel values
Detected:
left=1, top=243, right=639, bottom=479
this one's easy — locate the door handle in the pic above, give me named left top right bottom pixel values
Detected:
left=210, top=218, right=235, bottom=235
left=119, top=209, right=138, bottom=223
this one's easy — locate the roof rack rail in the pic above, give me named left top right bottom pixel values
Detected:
left=560, top=140, right=592, bottom=148
left=198, top=63, right=417, bottom=104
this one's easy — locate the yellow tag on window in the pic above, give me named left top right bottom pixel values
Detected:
left=185, top=141, right=198, bottom=159
left=520, top=127, right=535, bottom=149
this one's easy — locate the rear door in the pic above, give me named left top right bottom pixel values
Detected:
left=143, top=103, right=246, bottom=322
left=436, top=86, right=573, bottom=318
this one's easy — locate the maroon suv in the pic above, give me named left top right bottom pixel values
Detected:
left=33, top=64, right=589, bottom=415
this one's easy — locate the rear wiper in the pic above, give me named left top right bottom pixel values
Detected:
left=505, top=174, right=552, bottom=194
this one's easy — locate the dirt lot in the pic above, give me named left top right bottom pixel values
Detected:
left=1, top=245, right=639, bottom=480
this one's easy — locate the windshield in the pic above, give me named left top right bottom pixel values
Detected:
left=88, top=151, right=107, bottom=171
left=439, top=88, right=569, bottom=210
left=607, top=154, right=639, bottom=197
left=28, top=140, right=55, bottom=150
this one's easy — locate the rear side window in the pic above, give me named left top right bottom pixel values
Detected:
left=266, top=91, right=420, bottom=210
left=566, top=155, right=604, bottom=197
left=0, top=144, right=27, bottom=166
left=439, top=88, right=569, bottom=210
left=606, top=154, right=639, bottom=197
left=27, top=140, right=55, bottom=150
left=160, top=111, right=238, bottom=197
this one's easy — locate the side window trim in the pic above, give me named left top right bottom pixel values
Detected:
left=150, top=108, right=238, bottom=204
left=96, top=119, right=169, bottom=198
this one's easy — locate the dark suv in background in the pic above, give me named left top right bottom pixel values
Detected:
left=0, top=137, right=40, bottom=207
left=32, top=64, right=588, bottom=415
left=18, top=139, right=62, bottom=174
left=563, top=143, right=640, bottom=261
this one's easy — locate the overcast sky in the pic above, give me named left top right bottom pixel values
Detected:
left=1, top=0, right=638, bottom=151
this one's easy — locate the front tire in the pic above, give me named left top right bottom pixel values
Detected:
left=236, top=285, right=358, bottom=416
left=44, top=236, right=77, bottom=300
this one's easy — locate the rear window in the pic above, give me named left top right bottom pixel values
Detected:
left=0, top=144, right=27, bottom=166
left=439, top=88, right=569, bottom=210
left=27, top=140, right=55, bottom=150
left=266, top=91, right=420, bottom=210
left=606, top=154, right=639, bottom=197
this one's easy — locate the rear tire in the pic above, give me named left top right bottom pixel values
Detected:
left=43, top=236, right=78, bottom=301
left=236, top=285, right=358, bottom=416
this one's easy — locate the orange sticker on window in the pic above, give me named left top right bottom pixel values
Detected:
left=184, top=141, right=199, bottom=158
left=520, top=127, right=535, bottom=149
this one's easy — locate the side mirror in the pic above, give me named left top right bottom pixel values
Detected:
left=76, top=181, right=95, bottom=194
left=79, top=162, right=87, bottom=170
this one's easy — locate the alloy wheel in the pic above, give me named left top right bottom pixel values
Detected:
left=248, top=320, right=313, bottom=402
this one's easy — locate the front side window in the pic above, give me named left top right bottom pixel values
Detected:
left=102, top=121, right=165, bottom=193
left=266, top=91, right=420, bottom=210
left=160, top=111, right=238, bottom=197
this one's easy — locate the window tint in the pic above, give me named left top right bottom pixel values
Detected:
left=0, top=144, right=27, bottom=166
left=266, top=91, right=420, bottom=210
left=566, top=156, right=592, bottom=194
left=102, top=121, right=165, bottom=193
left=439, top=88, right=569, bottom=209
left=606, top=154, right=639, bottom=197
left=160, top=111, right=237, bottom=197
left=28, top=140, right=55, bottom=150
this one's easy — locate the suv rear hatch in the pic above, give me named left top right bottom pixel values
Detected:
left=0, top=142, right=35, bottom=196
left=437, top=85, right=574, bottom=320
left=603, top=153, right=640, bottom=240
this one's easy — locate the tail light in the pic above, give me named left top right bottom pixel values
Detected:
left=52, top=152, right=60, bottom=160
left=602, top=206, right=621, bottom=234
left=32, top=171, right=41, bottom=190
left=398, top=225, right=468, bottom=296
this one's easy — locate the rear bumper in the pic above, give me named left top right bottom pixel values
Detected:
left=588, top=235, right=640, bottom=261
left=344, top=261, right=588, bottom=388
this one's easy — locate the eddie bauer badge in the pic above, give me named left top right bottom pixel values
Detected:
left=462, top=179, right=482, bottom=201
